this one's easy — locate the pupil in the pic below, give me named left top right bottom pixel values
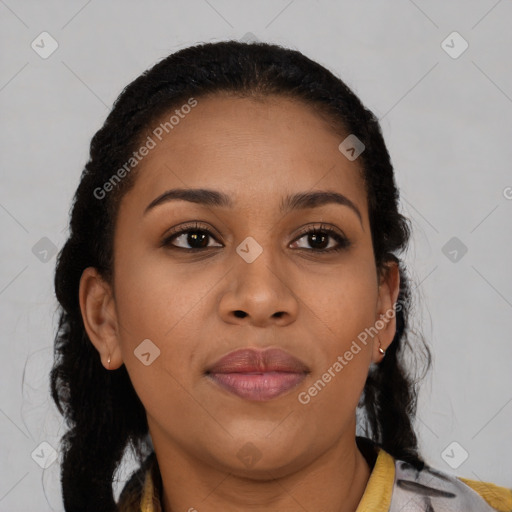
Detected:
left=189, top=231, right=208, bottom=248
left=310, top=233, right=327, bottom=249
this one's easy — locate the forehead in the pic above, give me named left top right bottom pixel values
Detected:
left=122, top=94, right=368, bottom=218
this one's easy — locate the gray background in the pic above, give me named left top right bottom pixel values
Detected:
left=1, top=0, right=511, bottom=509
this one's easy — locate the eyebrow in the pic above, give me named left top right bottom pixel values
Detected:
left=144, top=188, right=362, bottom=225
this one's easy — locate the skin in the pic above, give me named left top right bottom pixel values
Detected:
left=80, top=94, right=400, bottom=512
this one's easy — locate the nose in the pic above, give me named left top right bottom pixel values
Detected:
left=218, top=249, right=299, bottom=328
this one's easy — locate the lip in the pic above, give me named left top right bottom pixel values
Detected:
left=206, top=348, right=309, bottom=401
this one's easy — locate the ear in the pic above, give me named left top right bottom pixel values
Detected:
left=79, top=267, right=123, bottom=370
left=372, top=260, right=400, bottom=363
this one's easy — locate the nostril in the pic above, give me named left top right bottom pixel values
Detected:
left=234, top=310, right=247, bottom=318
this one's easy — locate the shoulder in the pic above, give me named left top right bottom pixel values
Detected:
left=390, top=458, right=512, bottom=512
left=459, top=477, right=512, bottom=512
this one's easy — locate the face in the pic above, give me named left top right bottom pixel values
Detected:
left=82, top=94, right=399, bottom=478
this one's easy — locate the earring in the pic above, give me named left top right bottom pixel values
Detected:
left=378, top=340, right=386, bottom=356
left=107, top=354, right=111, bottom=369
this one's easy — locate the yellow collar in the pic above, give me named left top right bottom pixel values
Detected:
left=355, top=447, right=395, bottom=511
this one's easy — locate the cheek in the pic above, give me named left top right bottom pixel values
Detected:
left=302, top=255, right=379, bottom=345
left=286, top=262, right=379, bottom=450
left=298, top=270, right=377, bottom=410
left=114, top=254, right=208, bottom=338
left=112, top=264, right=205, bottom=423
left=296, top=254, right=378, bottom=397
left=112, top=255, right=223, bottom=390
left=110, top=259, right=195, bottom=380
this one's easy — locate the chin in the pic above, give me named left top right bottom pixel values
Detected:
left=207, top=438, right=313, bottom=480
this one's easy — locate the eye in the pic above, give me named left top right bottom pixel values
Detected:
left=290, top=224, right=351, bottom=253
left=161, top=222, right=350, bottom=253
left=161, top=222, right=222, bottom=251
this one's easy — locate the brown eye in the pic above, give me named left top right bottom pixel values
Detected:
left=161, top=223, right=222, bottom=251
left=291, top=225, right=351, bottom=253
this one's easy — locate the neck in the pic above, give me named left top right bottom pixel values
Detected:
left=151, top=425, right=372, bottom=512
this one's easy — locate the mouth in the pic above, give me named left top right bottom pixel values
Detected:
left=205, top=348, right=309, bottom=402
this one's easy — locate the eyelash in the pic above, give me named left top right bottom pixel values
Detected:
left=161, top=222, right=351, bottom=253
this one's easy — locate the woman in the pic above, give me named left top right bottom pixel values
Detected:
left=51, top=41, right=512, bottom=511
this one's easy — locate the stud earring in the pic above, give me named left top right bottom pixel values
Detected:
left=378, top=340, right=386, bottom=356
left=107, top=354, right=111, bottom=369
